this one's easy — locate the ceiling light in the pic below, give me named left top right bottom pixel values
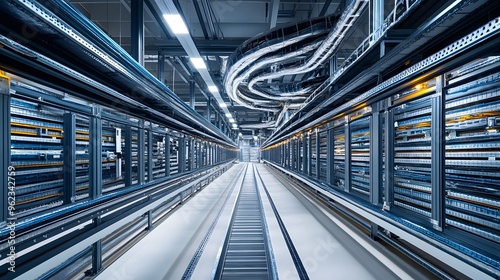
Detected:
left=190, top=57, right=206, bottom=69
left=219, top=103, right=227, bottom=108
left=208, top=85, right=218, bottom=93
left=225, top=113, right=232, bottom=118
left=232, top=124, right=238, bottom=128
left=163, top=14, right=189, bottom=34
left=229, top=119, right=235, bottom=123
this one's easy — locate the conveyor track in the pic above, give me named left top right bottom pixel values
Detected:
left=214, top=164, right=274, bottom=280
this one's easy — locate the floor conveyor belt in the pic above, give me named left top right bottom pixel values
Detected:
left=214, top=165, right=273, bottom=280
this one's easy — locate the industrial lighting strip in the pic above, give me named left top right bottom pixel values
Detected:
left=151, top=0, right=238, bottom=128
left=0, top=162, right=233, bottom=279
left=263, top=16, right=500, bottom=147
left=264, top=161, right=497, bottom=279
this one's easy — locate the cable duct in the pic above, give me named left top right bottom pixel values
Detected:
left=239, top=121, right=277, bottom=129
left=224, top=0, right=369, bottom=126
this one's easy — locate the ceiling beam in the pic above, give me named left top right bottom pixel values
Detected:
left=155, top=39, right=246, bottom=56
left=144, top=0, right=173, bottom=39
left=165, top=57, right=209, bottom=100
left=131, top=0, right=144, bottom=65
left=319, top=0, right=333, bottom=16
left=269, top=0, right=280, bottom=29
left=192, top=0, right=209, bottom=39
left=201, top=0, right=218, bottom=39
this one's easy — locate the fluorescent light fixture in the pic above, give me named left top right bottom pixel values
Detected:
left=219, top=103, right=227, bottom=108
left=232, top=124, right=238, bottom=128
left=208, top=85, right=218, bottom=93
left=229, top=119, right=235, bottom=123
left=225, top=113, right=232, bottom=117
left=190, top=57, right=206, bottom=69
left=163, top=14, right=189, bottom=34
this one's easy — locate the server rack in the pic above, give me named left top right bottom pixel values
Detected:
left=310, top=130, right=317, bottom=178
left=262, top=17, right=500, bottom=278
left=350, top=112, right=371, bottom=197
left=0, top=78, right=238, bottom=279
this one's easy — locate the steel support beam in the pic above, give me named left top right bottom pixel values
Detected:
left=157, top=40, right=246, bottom=56
left=217, top=145, right=220, bottom=163
left=211, top=143, right=215, bottom=165
left=304, top=134, right=310, bottom=175
left=269, top=0, right=280, bottom=29
left=205, top=97, right=212, bottom=121
left=431, top=75, right=446, bottom=231
left=369, top=103, right=382, bottom=240
left=197, top=141, right=201, bottom=168
left=217, top=112, right=222, bottom=129
left=179, top=136, right=186, bottom=173
left=147, top=210, right=153, bottom=230
left=316, top=130, right=320, bottom=180
left=63, top=113, right=76, bottom=204
left=383, top=107, right=394, bottom=210
left=131, top=0, right=144, bottom=65
left=189, top=79, right=195, bottom=109
left=330, top=55, right=337, bottom=76
left=158, top=53, right=166, bottom=84
left=344, top=121, right=351, bottom=192
left=189, top=137, right=195, bottom=171
left=371, top=0, right=384, bottom=38
left=89, top=105, right=102, bottom=199
left=201, top=0, right=218, bottom=38
left=148, top=129, right=153, bottom=181
left=0, top=74, right=10, bottom=222
left=326, top=129, right=335, bottom=185
left=319, top=0, right=333, bottom=16
left=193, top=0, right=209, bottom=39
left=91, top=239, right=102, bottom=274
left=124, top=126, right=133, bottom=186
left=138, top=120, right=145, bottom=184
left=214, top=145, right=217, bottom=164
left=370, top=104, right=382, bottom=206
left=165, top=134, right=171, bottom=176
left=201, top=143, right=205, bottom=167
